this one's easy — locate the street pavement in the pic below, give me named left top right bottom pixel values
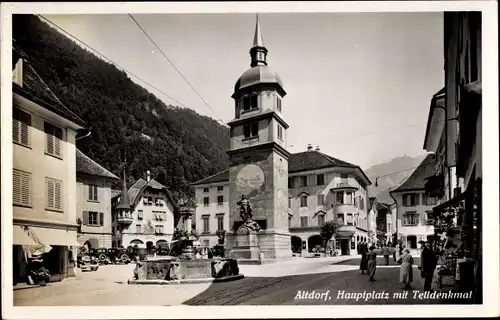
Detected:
left=13, top=255, right=469, bottom=306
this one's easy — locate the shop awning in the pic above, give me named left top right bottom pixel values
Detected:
left=30, top=227, right=80, bottom=247
left=432, top=191, right=467, bottom=214
left=336, top=230, right=355, bottom=238
left=13, top=226, right=37, bottom=245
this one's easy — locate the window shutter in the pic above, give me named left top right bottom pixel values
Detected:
left=83, top=211, right=89, bottom=225
left=46, top=179, right=54, bottom=208
left=13, top=170, right=21, bottom=204
left=20, top=121, right=29, bottom=146
left=13, top=119, right=20, bottom=143
left=21, top=172, right=31, bottom=206
left=54, top=130, right=61, bottom=156
left=54, top=180, right=62, bottom=210
left=99, top=212, right=104, bottom=226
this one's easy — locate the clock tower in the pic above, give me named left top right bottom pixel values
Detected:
left=226, top=14, right=292, bottom=262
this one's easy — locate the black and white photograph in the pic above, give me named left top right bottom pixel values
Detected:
left=1, top=1, right=498, bottom=319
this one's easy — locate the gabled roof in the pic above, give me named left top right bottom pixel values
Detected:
left=192, top=150, right=371, bottom=186
left=390, top=154, right=437, bottom=193
left=12, top=47, right=86, bottom=128
left=76, top=149, right=118, bottom=180
left=113, top=178, right=178, bottom=212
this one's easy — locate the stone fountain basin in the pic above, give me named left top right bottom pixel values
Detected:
left=128, top=257, right=243, bottom=285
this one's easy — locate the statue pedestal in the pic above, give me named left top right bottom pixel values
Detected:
left=226, top=231, right=261, bottom=264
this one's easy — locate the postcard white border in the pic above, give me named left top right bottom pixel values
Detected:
left=1, top=1, right=498, bottom=319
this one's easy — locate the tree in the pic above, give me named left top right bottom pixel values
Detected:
left=320, top=221, right=339, bottom=250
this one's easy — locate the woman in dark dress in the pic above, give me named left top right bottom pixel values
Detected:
left=366, top=245, right=378, bottom=281
left=359, top=242, right=368, bottom=274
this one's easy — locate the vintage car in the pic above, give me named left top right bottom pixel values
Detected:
left=107, top=248, right=131, bottom=264
left=88, top=248, right=110, bottom=264
left=78, top=255, right=99, bottom=272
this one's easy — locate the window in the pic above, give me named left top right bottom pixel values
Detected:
left=300, top=195, right=308, bottom=207
left=86, top=211, right=102, bottom=226
left=155, top=225, right=164, bottom=235
left=300, top=176, right=308, bottom=187
left=359, top=196, right=365, bottom=210
left=345, top=192, right=353, bottom=205
left=317, top=215, right=325, bottom=226
left=242, top=95, right=258, bottom=111
left=346, top=214, right=354, bottom=226
left=337, top=213, right=345, bottom=225
left=424, top=211, right=434, bottom=225
left=388, top=222, right=392, bottom=233
left=300, top=216, right=308, bottom=227
left=403, top=212, right=419, bottom=226
left=154, top=211, right=165, bottom=221
left=137, top=210, right=143, bottom=220
left=202, top=216, right=210, bottom=233
left=402, top=193, right=419, bottom=207
left=217, top=214, right=224, bottom=231
left=46, top=177, right=62, bottom=211
left=288, top=177, right=294, bottom=188
left=217, top=186, right=224, bottom=191
left=13, top=107, right=31, bottom=147
left=135, top=224, right=142, bottom=233
left=243, top=123, right=259, bottom=138
left=288, top=197, right=292, bottom=208
left=44, top=122, right=63, bottom=158
left=316, top=174, right=325, bottom=185
left=203, top=197, right=209, bottom=206
left=88, top=185, right=98, bottom=202
left=317, top=194, right=325, bottom=206
left=277, top=97, right=282, bottom=113
left=336, top=192, right=344, bottom=204
left=203, top=187, right=209, bottom=193
left=277, top=125, right=283, bottom=141
left=340, top=173, right=348, bottom=183
left=217, top=195, right=224, bottom=205
left=13, top=169, right=31, bottom=207
left=424, top=194, right=438, bottom=206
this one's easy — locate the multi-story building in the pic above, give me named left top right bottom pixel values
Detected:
left=111, top=171, right=179, bottom=250
left=12, top=40, right=86, bottom=283
left=389, top=154, right=440, bottom=251
left=369, top=198, right=394, bottom=244
left=423, top=11, right=482, bottom=303
left=192, top=145, right=372, bottom=256
left=76, top=149, right=118, bottom=249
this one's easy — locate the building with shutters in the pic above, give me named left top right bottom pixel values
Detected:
left=76, top=149, right=119, bottom=250
left=389, top=153, right=441, bottom=252
left=12, top=39, right=87, bottom=284
left=111, top=171, right=179, bottom=250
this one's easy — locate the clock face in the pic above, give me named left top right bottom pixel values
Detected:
left=235, top=164, right=265, bottom=196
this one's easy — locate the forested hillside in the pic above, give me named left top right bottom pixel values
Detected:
left=13, top=14, right=230, bottom=201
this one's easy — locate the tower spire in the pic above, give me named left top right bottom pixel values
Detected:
left=250, top=13, right=268, bottom=67
left=116, top=163, right=130, bottom=210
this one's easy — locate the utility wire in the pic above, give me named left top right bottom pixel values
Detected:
left=37, top=14, right=188, bottom=110
left=128, top=14, right=227, bottom=126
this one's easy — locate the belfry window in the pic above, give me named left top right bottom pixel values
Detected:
left=243, top=123, right=259, bottom=138
left=242, top=95, right=258, bottom=111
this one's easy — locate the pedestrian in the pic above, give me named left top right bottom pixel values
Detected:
left=359, top=242, right=368, bottom=274
left=395, top=243, right=401, bottom=263
left=366, top=245, right=377, bottom=281
left=399, top=248, right=414, bottom=290
left=419, top=241, right=437, bottom=292
left=382, top=244, right=390, bottom=265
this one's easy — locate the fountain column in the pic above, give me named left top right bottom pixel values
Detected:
left=179, top=206, right=195, bottom=259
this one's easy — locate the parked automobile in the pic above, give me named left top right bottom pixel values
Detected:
left=88, top=248, right=109, bottom=264
left=107, top=248, right=130, bottom=264
left=79, top=255, right=99, bottom=272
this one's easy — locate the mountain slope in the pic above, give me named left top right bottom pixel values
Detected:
left=13, top=14, right=230, bottom=200
left=364, top=154, right=427, bottom=204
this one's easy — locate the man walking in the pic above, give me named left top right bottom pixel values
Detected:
left=419, top=241, right=437, bottom=292
left=382, top=243, right=390, bottom=265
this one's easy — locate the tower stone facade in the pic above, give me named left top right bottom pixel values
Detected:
left=225, top=15, right=292, bottom=262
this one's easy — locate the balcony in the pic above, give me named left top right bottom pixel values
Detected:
left=117, top=214, right=134, bottom=224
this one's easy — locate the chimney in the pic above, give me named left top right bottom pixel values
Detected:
left=307, top=144, right=313, bottom=151
left=315, top=146, right=320, bottom=151
left=146, top=170, right=151, bottom=182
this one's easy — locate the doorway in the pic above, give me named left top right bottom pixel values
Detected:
left=340, top=239, right=350, bottom=255
left=407, top=236, right=417, bottom=249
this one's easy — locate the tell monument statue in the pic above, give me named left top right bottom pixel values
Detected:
left=236, top=195, right=261, bottom=233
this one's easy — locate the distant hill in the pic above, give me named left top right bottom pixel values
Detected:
left=13, top=14, right=230, bottom=201
left=364, top=154, right=427, bottom=204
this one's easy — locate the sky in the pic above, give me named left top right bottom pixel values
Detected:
left=44, top=12, right=444, bottom=169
